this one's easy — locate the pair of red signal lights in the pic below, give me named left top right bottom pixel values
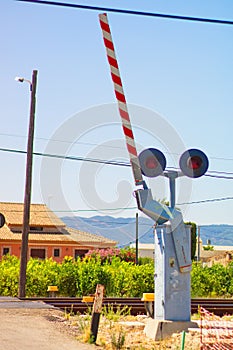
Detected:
left=138, top=148, right=209, bottom=178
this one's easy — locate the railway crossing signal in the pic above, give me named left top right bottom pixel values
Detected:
left=99, top=12, right=206, bottom=337
left=139, top=147, right=208, bottom=179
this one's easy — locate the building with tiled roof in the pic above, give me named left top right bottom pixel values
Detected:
left=0, top=202, right=116, bottom=262
left=195, top=238, right=233, bottom=266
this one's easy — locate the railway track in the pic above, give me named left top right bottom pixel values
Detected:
left=19, top=297, right=233, bottom=317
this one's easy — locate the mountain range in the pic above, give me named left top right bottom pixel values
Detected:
left=61, top=215, right=233, bottom=247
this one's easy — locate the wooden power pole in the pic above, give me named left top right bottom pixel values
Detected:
left=18, top=70, right=38, bottom=298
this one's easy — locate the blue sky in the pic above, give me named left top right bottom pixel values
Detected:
left=1, top=1, right=233, bottom=225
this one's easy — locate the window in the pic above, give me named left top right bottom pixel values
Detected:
left=54, top=248, right=60, bottom=257
left=29, top=226, right=43, bottom=232
left=11, top=229, right=22, bottom=233
left=75, top=249, right=88, bottom=259
left=30, top=249, right=46, bottom=259
left=3, top=247, right=10, bottom=255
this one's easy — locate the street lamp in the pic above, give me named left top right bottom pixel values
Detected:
left=15, top=70, right=38, bottom=298
left=15, top=77, right=33, bottom=87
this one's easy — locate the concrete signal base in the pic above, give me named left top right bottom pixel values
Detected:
left=144, top=319, right=199, bottom=340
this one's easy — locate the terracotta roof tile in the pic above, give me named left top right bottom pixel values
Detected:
left=0, top=202, right=65, bottom=227
left=65, top=227, right=117, bottom=245
left=0, top=225, right=16, bottom=240
left=0, top=202, right=116, bottom=247
left=0, top=227, right=116, bottom=244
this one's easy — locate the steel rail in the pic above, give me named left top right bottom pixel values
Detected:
left=19, top=297, right=233, bottom=317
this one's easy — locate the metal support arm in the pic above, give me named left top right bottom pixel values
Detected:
left=135, top=187, right=192, bottom=273
left=135, top=188, right=172, bottom=225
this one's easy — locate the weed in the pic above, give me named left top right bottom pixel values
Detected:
left=88, top=334, right=96, bottom=344
left=102, top=303, right=131, bottom=322
left=84, top=305, right=93, bottom=316
left=191, top=312, right=201, bottom=320
left=110, top=325, right=125, bottom=350
left=76, top=315, right=91, bottom=333
left=81, top=327, right=92, bottom=343
left=64, top=304, right=74, bottom=320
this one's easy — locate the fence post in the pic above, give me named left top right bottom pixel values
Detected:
left=90, top=284, right=104, bottom=343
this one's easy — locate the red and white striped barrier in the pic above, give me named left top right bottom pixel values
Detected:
left=99, top=13, right=143, bottom=186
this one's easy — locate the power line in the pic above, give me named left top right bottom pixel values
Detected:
left=208, top=170, right=233, bottom=176
left=55, top=206, right=137, bottom=213
left=1, top=196, right=233, bottom=223
left=177, top=196, right=233, bottom=205
left=0, top=132, right=126, bottom=151
left=118, top=226, right=154, bottom=248
left=1, top=132, right=233, bottom=163
left=0, top=146, right=233, bottom=179
left=205, top=174, right=233, bottom=180
left=0, top=147, right=129, bottom=167
left=17, top=0, right=233, bottom=26
left=210, top=156, right=233, bottom=162
left=55, top=196, right=233, bottom=210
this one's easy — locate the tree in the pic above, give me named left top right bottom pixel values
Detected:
left=185, top=222, right=197, bottom=260
left=203, top=245, right=214, bottom=251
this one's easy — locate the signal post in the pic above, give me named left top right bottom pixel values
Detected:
left=135, top=149, right=208, bottom=338
left=99, top=13, right=208, bottom=339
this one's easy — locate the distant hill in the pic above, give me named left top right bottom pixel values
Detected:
left=200, top=225, right=233, bottom=246
left=62, top=215, right=154, bottom=246
left=62, top=216, right=233, bottom=247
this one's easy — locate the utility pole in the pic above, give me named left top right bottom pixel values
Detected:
left=16, top=70, right=38, bottom=298
left=135, top=212, right=139, bottom=265
left=197, top=226, right=201, bottom=261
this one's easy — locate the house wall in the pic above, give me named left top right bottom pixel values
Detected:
left=0, top=242, right=89, bottom=263
left=204, top=252, right=232, bottom=267
left=130, top=243, right=155, bottom=259
left=138, top=249, right=154, bottom=259
left=0, top=242, right=20, bottom=257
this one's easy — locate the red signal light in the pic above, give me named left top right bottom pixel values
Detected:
left=179, top=149, right=209, bottom=178
left=145, top=157, right=159, bottom=169
left=139, top=148, right=166, bottom=177
left=188, top=156, right=203, bottom=170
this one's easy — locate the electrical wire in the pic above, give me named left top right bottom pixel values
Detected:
left=0, top=132, right=127, bottom=151
left=208, top=170, right=233, bottom=175
left=205, top=174, right=233, bottom=180
left=118, top=226, right=154, bottom=248
left=54, top=196, right=233, bottom=210
left=177, top=196, right=233, bottom=205
left=17, top=0, right=233, bottom=26
left=1, top=131, right=233, bottom=165
left=0, top=146, right=233, bottom=179
left=1, top=132, right=233, bottom=163
left=2, top=195, right=233, bottom=218
left=0, top=147, right=129, bottom=167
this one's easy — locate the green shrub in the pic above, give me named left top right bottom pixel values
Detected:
left=0, top=255, right=19, bottom=296
left=1, top=255, right=233, bottom=299
left=191, top=262, right=231, bottom=297
left=26, top=258, right=60, bottom=296
left=57, top=256, right=79, bottom=296
left=102, top=258, right=154, bottom=297
left=76, top=257, right=110, bottom=296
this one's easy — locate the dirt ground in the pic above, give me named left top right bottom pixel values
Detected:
left=2, top=298, right=233, bottom=349
left=0, top=306, right=202, bottom=350
left=0, top=299, right=201, bottom=350
left=0, top=308, right=93, bottom=350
